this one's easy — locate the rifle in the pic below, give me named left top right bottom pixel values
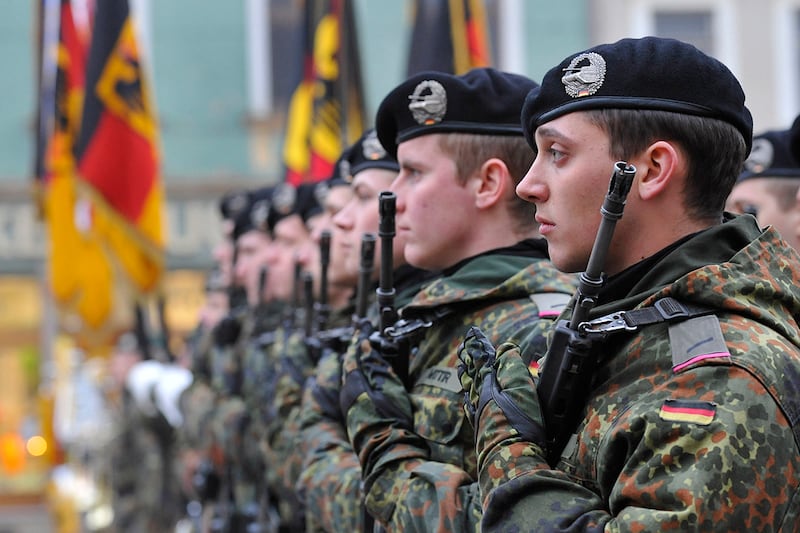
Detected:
left=303, top=271, right=315, bottom=340
left=537, top=161, right=636, bottom=465
left=316, top=230, right=332, bottom=332
left=368, top=192, right=432, bottom=389
left=258, top=265, right=269, bottom=307
left=310, top=232, right=377, bottom=356
left=283, top=259, right=303, bottom=332
left=355, top=233, right=377, bottom=321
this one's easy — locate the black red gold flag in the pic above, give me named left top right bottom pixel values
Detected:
left=282, top=0, right=366, bottom=186
left=35, top=0, right=165, bottom=330
left=406, top=0, right=491, bottom=76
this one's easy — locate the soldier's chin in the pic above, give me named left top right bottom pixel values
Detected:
left=404, top=246, right=437, bottom=272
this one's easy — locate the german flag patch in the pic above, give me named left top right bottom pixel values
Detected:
left=659, top=399, right=716, bottom=425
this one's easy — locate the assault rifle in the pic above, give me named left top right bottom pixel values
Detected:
left=310, top=232, right=377, bottom=357
left=303, top=271, right=315, bottom=342
left=355, top=233, right=377, bottom=321
left=368, top=191, right=432, bottom=389
left=283, top=259, right=303, bottom=332
left=537, top=161, right=635, bottom=465
left=316, top=230, right=332, bottom=332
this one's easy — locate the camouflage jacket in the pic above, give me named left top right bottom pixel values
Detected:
left=481, top=215, right=800, bottom=532
left=354, top=247, right=577, bottom=531
left=261, top=302, right=356, bottom=531
left=297, top=267, right=440, bottom=532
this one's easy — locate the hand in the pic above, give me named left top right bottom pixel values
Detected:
left=213, top=314, right=241, bottom=347
left=339, top=319, right=427, bottom=490
left=457, top=326, right=547, bottom=463
left=339, top=319, right=413, bottom=428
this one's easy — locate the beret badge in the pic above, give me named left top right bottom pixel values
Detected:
left=562, top=52, right=606, bottom=98
left=362, top=129, right=387, bottom=160
left=225, top=191, right=250, bottom=219
left=743, top=137, right=774, bottom=174
left=273, top=183, right=297, bottom=215
left=339, top=159, right=353, bottom=183
left=408, top=80, right=447, bottom=125
left=250, top=199, right=271, bottom=232
left=314, top=181, right=330, bottom=206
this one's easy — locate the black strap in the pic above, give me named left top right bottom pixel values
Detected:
left=580, top=297, right=714, bottom=339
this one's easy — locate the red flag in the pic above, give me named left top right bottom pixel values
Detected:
left=36, top=0, right=165, bottom=330
left=406, top=0, right=491, bottom=76
left=282, top=0, right=366, bottom=185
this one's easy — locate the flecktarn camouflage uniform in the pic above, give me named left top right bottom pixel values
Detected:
left=346, top=247, right=577, bottom=532
left=260, top=303, right=353, bottom=532
left=479, top=215, right=800, bottom=532
left=296, top=266, right=435, bottom=532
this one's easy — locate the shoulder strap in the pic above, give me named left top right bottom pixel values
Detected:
left=580, top=297, right=715, bottom=339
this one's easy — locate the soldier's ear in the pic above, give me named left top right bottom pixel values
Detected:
left=635, top=140, right=685, bottom=202
left=474, top=157, right=510, bottom=209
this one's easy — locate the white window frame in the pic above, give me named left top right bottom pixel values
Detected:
left=774, top=0, right=800, bottom=125
left=628, top=0, right=738, bottom=74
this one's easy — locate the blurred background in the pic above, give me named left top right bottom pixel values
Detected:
left=1, top=0, right=800, bottom=530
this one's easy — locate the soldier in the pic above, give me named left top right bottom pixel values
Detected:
left=257, top=181, right=336, bottom=532
left=296, top=128, right=437, bottom=532
left=109, top=334, right=177, bottom=532
left=207, top=185, right=289, bottom=532
left=725, top=119, right=800, bottom=251
left=339, top=68, right=578, bottom=531
left=458, top=36, right=800, bottom=531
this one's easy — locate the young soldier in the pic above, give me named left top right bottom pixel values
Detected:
left=339, top=68, right=577, bottom=531
left=296, top=128, right=435, bottom=532
left=726, top=120, right=800, bottom=251
left=258, top=178, right=360, bottom=532
left=459, top=37, right=800, bottom=531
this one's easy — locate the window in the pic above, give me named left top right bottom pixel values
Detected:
left=653, top=10, right=713, bottom=54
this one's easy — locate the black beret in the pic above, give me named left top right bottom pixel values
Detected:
left=293, top=182, right=324, bottom=222
left=738, top=128, right=800, bottom=182
left=267, top=183, right=323, bottom=229
left=347, top=128, right=399, bottom=176
left=232, top=186, right=273, bottom=241
left=314, top=147, right=354, bottom=207
left=376, top=67, right=539, bottom=157
left=521, top=37, right=753, bottom=154
left=787, top=114, right=800, bottom=168
left=219, top=189, right=251, bottom=221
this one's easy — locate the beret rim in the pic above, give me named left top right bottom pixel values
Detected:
left=350, top=160, right=400, bottom=176
left=397, top=122, right=524, bottom=145
left=738, top=168, right=800, bottom=181
left=534, top=97, right=719, bottom=126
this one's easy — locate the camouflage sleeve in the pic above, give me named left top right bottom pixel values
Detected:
left=479, top=364, right=800, bottom=532
left=297, top=350, right=366, bottom=532
left=366, top=461, right=483, bottom=532
left=261, top=330, right=318, bottom=530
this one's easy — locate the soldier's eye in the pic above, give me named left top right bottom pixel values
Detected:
left=742, top=204, right=758, bottom=217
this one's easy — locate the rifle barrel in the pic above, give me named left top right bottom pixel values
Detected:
left=377, top=192, right=397, bottom=332
left=356, top=233, right=377, bottom=320
left=570, top=161, right=635, bottom=328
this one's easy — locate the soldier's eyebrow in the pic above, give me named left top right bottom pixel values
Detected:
left=535, top=125, right=571, bottom=145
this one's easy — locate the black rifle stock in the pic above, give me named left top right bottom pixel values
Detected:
left=537, top=161, right=635, bottom=464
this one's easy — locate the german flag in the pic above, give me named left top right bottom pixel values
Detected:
left=36, top=0, right=165, bottom=330
left=282, top=0, right=366, bottom=186
left=406, top=0, right=491, bottom=76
